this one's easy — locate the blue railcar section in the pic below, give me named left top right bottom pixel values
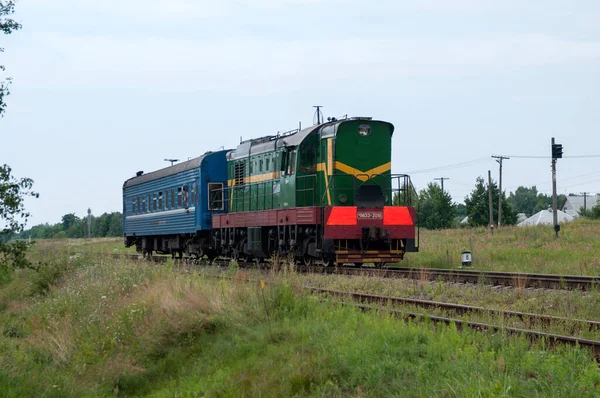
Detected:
left=122, top=151, right=228, bottom=239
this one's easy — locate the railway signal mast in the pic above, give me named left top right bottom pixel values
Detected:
left=551, top=138, right=563, bottom=239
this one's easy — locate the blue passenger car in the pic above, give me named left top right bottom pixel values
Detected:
left=122, top=150, right=229, bottom=258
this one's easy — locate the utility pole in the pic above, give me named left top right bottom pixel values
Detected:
left=551, top=137, right=563, bottom=239
left=491, top=155, right=509, bottom=227
left=434, top=177, right=449, bottom=192
left=488, top=170, right=494, bottom=235
left=580, top=192, right=588, bottom=211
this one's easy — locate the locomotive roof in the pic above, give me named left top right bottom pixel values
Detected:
left=227, top=117, right=393, bottom=161
left=123, top=150, right=228, bottom=189
left=227, top=125, right=321, bottom=161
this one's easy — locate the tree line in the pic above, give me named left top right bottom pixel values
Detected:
left=397, top=177, right=575, bottom=230
left=17, top=212, right=123, bottom=239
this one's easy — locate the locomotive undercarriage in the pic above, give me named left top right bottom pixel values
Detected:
left=211, top=224, right=321, bottom=264
left=210, top=225, right=410, bottom=267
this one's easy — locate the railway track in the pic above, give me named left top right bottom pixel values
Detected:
left=311, top=287, right=600, bottom=333
left=107, top=253, right=600, bottom=360
left=214, top=274, right=600, bottom=360
left=108, top=253, right=600, bottom=290
left=354, top=303, right=600, bottom=360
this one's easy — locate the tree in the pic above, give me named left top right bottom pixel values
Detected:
left=0, top=164, right=38, bottom=268
left=61, top=213, right=79, bottom=231
left=418, top=183, right=456, bottom=229
left=455, top=203, right=467, bottom=218
left=580, top=203, right=600, bottom=219
left=92, top=213, right=110, bottom=237
left=1, top=1, right=22, bottom=117
left=107, top=213, right=123, bottom=237
left=464, top=176, right=517, bottom=227
left=507, top=186, right=563, bottom=216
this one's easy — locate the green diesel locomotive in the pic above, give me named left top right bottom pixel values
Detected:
left=211, top=116, right=418, bottom=266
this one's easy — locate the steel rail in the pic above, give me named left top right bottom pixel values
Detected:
left=311, top=287, right=600, bottom=333
left=351, top=303, right=600, bottom=360
left=299, top=266, right=600, bottom=290
left=106, top=255, right=600, bottom=359
left=108, top=254, right=600, bottom=290
left=211, top=274, right=600, bottom=360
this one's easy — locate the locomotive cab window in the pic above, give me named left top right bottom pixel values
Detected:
left=280, top=151, right=288, bottom=175
left=208, top=182, right=224, bottom=210
left=287, top=149, right=297, bottom=176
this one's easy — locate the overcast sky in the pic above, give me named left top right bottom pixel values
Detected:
left=1, top=0, right=599, bottom=226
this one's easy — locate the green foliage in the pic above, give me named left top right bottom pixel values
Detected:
left=464, top=176, right=517, bottom=227
left=392, top=182, right=418, bottom=207
left=455, top=203, right=467, bottom=218
left=19, top=211, right=123, bottom=239
left=1, top=242, right=600, bottom=396
left=580, top=203, right=600, bottom=219
left=418, top=183, right=456, bottom=229
left=0, top=165, right=38, bottom=269
left=0, top=1, right=22, bottom=118
left=507, top=186, right=565, bottom=216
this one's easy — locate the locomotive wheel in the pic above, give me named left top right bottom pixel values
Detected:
left=206, top=252, right=217, bottom=264
left=303, top=254, right=314, bottom=267
left=231, top=249, right=248, bottom=263
left=321, top=257, right=334, bottom=268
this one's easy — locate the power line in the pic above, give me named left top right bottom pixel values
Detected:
left=407, top=157, right=488, bottom=175
left=503, top=170, right=600, bottom=192
left=505, top=155, right=600, bottom=159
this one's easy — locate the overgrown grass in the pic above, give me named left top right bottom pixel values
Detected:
left=52, top=219, right=600, bottom=276
left=404, top=219, right=600, bottom=275
left=1, top=246, right=600, bottom=396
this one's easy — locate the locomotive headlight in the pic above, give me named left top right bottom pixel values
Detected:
left=358, top=124, right=371, bottom=136
left=339, top=194, right=348, bottom=203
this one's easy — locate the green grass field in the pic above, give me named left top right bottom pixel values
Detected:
left=1, top=241, right=600, bottom=397
left=404, top=219, right=600, bottom=275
